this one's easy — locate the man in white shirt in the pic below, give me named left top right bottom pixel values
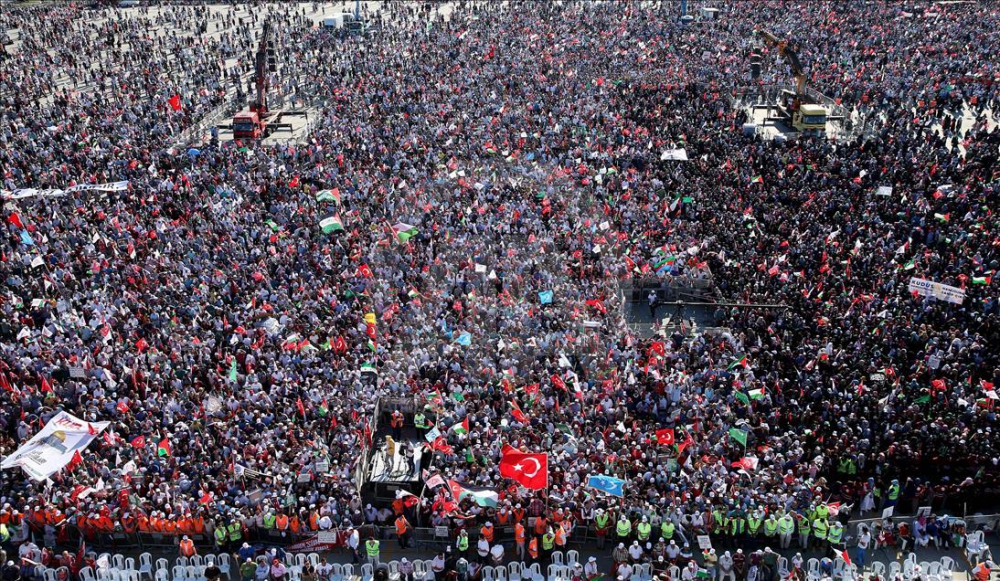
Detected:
left=856, top=525, right=871, bottom=570
left=628, top=541, right=643, bottom=563
left=584, top=557, right=600, bottom=581
left=347, top=527, right=360, bottom=564
left=477, top=536, right=490, bottom=564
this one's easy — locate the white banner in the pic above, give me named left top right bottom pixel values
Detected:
left=908, top=277, right=965, bottom=305
left=660, top=148, right=689, bottom=161
left=1, top=181, right=129, bottom=200
left=1, top=411, right=110, bottom=481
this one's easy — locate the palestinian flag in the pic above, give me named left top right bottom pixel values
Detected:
left=903, top=258, right=916, bottom=270
left=750, top=175, right=763, bottom=184
left=157, top=438, right=171, bottom=457
left=727, top=354, right=748, bottom=371
left=392, top=222, right=418, bottom=244
left=972, top=274, right=992, bottom=285
left=315, top=189, right=340, bottom=204
left=320, top=214, right=345, bottom=234
left=360, top=362, right=377, bottom=375
left=448, top=479, right=499, bottom=508
left=450, top=417, right=470, bottom=435
left=748, top=388, right=765, bottom=400
left=934, top=213, right=950, bottom=223
left=366, top=339, right=377, bottom=352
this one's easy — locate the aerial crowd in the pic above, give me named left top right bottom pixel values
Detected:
left=1, top=0, right=999, bottom=579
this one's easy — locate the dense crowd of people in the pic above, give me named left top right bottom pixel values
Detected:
left=1, top=0, right=999, bottom=579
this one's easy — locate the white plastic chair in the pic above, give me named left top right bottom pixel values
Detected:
left=217, top=555, right=232, bottom=581
left=177, top=559, right=189, bottom=569
left=483, top=567, right=496, bottom=581
left=288, top=568, right=302, bottom=581
left=926, top=562, right=941, bottom=577
left=341, top=565, right=354, bottom=581
left=639, top=564, right=653, bottom=581
left=155, top=570, right=170, bottom=581
left=669, top=566, right=680, bottom=581
left=44, top=569, right=59, bottom=581
left=155, top=560, right=169, bottom=575
left=128, top=571, right=142, bottom=581
left=361, top=564, right=373, bottom=581
left=388, top=561, right=400, bottom=581
left=888, top=562, right=901, bottom=580
left=295, top=555, right=308, bottom=568
left=496, top=566, right=508, bottom=581
left=330, top=564, right=345, bottom=581
left=507, top=562, right=522, bottom=581
left=190, top=556, right=204, bottom=569
left=545, top=565, right=558, bottom=581
left=833, top=557, right=845, bottom=579
left=81, top=567, right=97, bottom=581
left=528, top=563, right=542, bottom=581
left=551, top=552, right=564, bottom=566
left=966, top=531, right=990, bottom=564
left=113, top=556, right=126, bottom=571
left=308, top=555, right=320, bottom=568
left=870, top=563, right=886, bottom=579
left=188, top=566, right=202, bottom=581
left=806, top=558, right=820, bottom=581
left=777, top=557, right=788, bottom=579
left=903, top=560, right=916, bottom=580
left=172, top=566, right=187, bottom=581
left=939, top=557, right=955, bottom=572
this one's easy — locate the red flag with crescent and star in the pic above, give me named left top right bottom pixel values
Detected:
left=498, top=450, right=548, bottom=489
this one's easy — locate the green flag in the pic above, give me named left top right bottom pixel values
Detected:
left=915, top=394, right=931, bottom=404
left=729, top=428, right=748, bottom=447
left=735, top=391, right=750, bottom=406
left=228, top=360, right=237, bottom=382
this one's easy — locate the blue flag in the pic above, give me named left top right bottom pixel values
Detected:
left=587, top=474, right=625, bottom=497
left=20, top=230, right=35, bottom=246
left=538, top=290, right=554, bottom=305
left=454, top=332, right=472, bottom=347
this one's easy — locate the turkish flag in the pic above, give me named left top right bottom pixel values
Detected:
left=655, top=428, right=675, bottom=446
left=168, top=95, right=182, bottom=111
left=498, top=451, right=548, bottom=489
left=130, top=436, right=146, bottom=449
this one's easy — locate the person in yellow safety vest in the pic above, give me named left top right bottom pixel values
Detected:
left=594, top=509, right=611, bottom=550
left=527, top=536, right=539, bottom=565
left=365, top=537, right=380, bottom=565
left=778, top=513, right=795, bottom=549
left=746, top=511, right=763, bottom=539
left=886, top=479, right=901, bottom=509
left=713, top=506, right=728, bottom=537
left=395, top=515, right=412, bottom=549
left=214, top=525, right=227, bottom=550
left=456, top=529, right=470, bottom=558
left=816, top=503, right=830, bottom=521
left=514, top=521, right=526, bottom=560
left=228, top=520, right=243, bottom=552
left=616, top=514, right=632, bottom=542
left=661, top=518, right=676, bottom=543
left=179, top=535, right=197, bottom=557
left=828, top=521, right=844, bottom=547
left=797, top=513, right=811, bottom=550
left=636, top=516, right=652, bottom=542
left=764, top=514, right=779, bottom=540
left=263, top=511, right=276, bottom=530
left=541, top=527, right=556, bottom=562
left=813, top=516, right=828, bottom=549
